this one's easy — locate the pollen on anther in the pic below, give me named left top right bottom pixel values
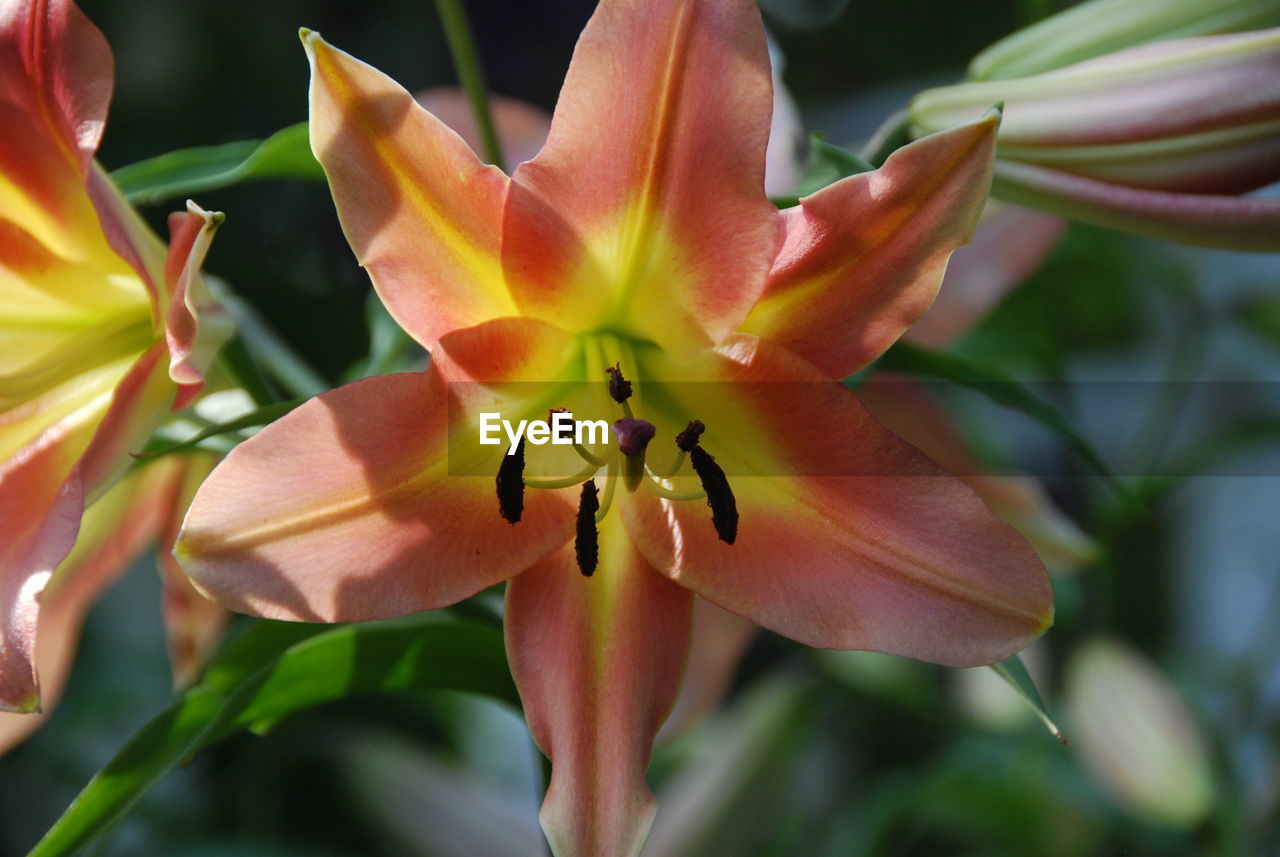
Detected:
left=575, top=479, right=600, bottom=576
left=675, top=420, right=705, bottom=452
left=690, top=445, right=738, bottom=545
left=496, top=438, right=526, bottom=524
left=605, top=363, right=633, bottom=403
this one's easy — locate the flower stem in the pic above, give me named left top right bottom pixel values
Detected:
left=432, top=0, right=505, bottom=172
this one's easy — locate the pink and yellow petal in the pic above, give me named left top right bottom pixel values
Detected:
left=857, top=377, right=1095, bottom=573
left=76, top=341, right=177, bottom=499
left=304, top=30, right=514, bottom=348
left=0, top=456, right=177, bottom=750
left=626, top=335, right=1053, bottom=667
left=506, top=515, right=693, bottom=857
left=502, top=0, right=779, bottom=354
left=740, top=113, right=999, bottom=379
left=162, top=201, right=226, bottom=406
left=155, top=453, right=225, bottom=686
left=0, top=0, right=113, bottom=248
left=177, top=318, right=581, bottom=623
left=0, top=416, right=92, bottom=711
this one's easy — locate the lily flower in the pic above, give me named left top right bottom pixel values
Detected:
left=911, top=27, right=1280, bottom=250
left=0, top=0, right=228, bottom=712
left=177, top=1, right=1052, bottom=854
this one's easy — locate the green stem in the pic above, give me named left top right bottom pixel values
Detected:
left=433, top=0, right=505, bottom=171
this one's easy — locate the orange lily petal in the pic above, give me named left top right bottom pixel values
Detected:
left=0, top=457, right=175, bottom=750
left=907, top=203, right=1065, bottom=348
left=155, top=453, right=225, bottom=686
left=0, top=0, right=112, bottom=242
left=0, top=418, right=89, bottom=711
left=625, top=334, right=1053, bottom=667
left=162, top=202, right=225, bottom=408
left=501, top=0, right=779, bottom=354
left=76, top=341, right=176, bottom=498
left=858, top=377, right=1095, bottom=573
left=177, top=318, right=580, bottom=622
left=506, top=515, right=693, bottom=857
left=740, top=113, right=999, bottom=380
left=303, top=30, right=515, bottom=348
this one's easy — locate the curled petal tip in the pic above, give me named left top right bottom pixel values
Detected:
left=1036, top=603, right=1056, bottom=637
left=5, top=695, right=41, bottom=716
left=298, top=26, right=317, bottom=43
left=185, top=200, right=225, bottom=229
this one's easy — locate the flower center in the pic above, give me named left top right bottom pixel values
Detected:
left=493, top=360, right=738, bottom=575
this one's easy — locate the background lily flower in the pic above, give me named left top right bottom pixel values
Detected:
left=1065, top=638, right=1215, bottom=830
left=0, top=0, right=229, bottom=713
left=177, top=1, right=1052, bottom=855
left=910, top=26, right=1280, bottom=250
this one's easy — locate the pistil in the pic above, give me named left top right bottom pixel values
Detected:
left=612, top=417, right=656, bottom=492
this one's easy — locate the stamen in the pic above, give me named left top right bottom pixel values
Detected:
left=525, top=460, right=601, bottom=490
left=689, top=446, right=738, bottom=544
left=605, top=363, right=633, bottom=403
left=675, top=420, right=705, bottom=451
left=595, top=463, right=618, bottom=523
left=496, top=438, right=526, bottom=524
left=549, top=407, right=574, bottom=440
left=660, top=419, right=705, bottom=478
left=551, top=406, right=608, bottom=466
left=613, top=417, right=656, bottom=492
left=643, top=464, right=707, bottom=502
left=575, top=480, right=600, bottom=577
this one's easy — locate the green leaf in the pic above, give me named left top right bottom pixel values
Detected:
left=873, top=341, right=1118, bottom=486
left=197, top=619, right=330, bottom=697
left=27, top=689, right=226, bottom=857
left=989, top=655, right=1065, bottom=744
left=757, top=0, right=851, bottom=29
left=28, top=615, right=515, bottom=857
left=111, top=123, right=323, bottom=205
left=773, top=134, right=874, bottom=207
left=205, top=616, right=519, bottom=742
left=136, top=398, right=304, bottom=460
